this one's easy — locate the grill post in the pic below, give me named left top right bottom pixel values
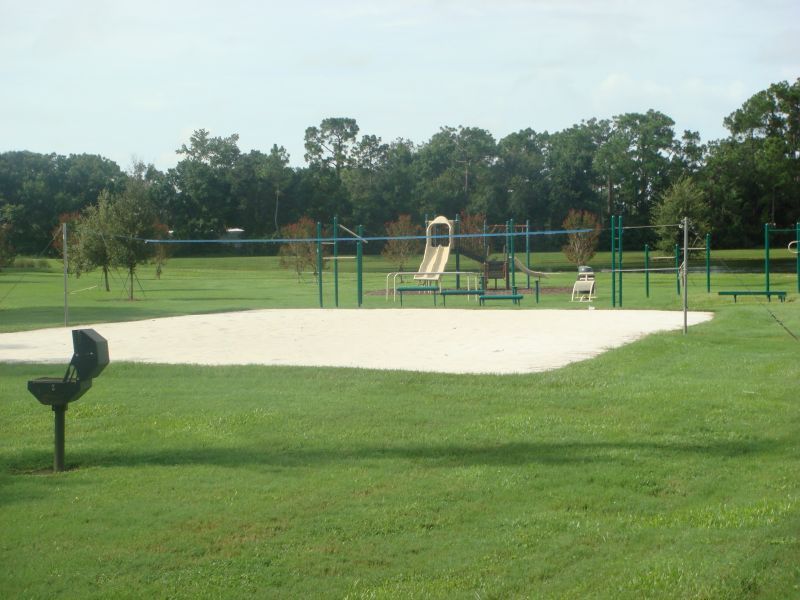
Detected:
left=54, top=405, right=66, bottom=472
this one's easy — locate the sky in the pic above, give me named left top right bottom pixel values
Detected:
left=2, top=0, right=798, bottom=171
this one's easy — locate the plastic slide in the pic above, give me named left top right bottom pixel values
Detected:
left=512, top=256, right=549, bottom=279
left=414, top=216, right=453, bottom=282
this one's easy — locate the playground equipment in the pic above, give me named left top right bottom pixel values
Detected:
left=415, top=216, right=453, bottom=282
left=571, top=266, right=596, bottom=302
left=315, top=218, right=368, bottom=308
left=718, top=222, right=800, bottom=301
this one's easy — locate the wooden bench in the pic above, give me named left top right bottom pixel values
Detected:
left=718, top=290, right=787, bottom=303
left=396, top=286, right=438, bottom=306
left=479, top=293, right=523, bottom=306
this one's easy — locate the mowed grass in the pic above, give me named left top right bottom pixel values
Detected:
left=1, top=251, right=800, bottom=597
left=0, top=248, right=798, bottom=331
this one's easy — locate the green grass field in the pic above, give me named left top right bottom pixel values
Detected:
left=1, top=251, right=799, bottom=598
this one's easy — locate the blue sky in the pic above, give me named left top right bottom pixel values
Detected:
left=2, top=0, right=798, bottom=170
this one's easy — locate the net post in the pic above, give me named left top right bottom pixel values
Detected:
left=618, top=215, right=623, bottom=307
left=62, top=222, right=69, bottom=327
left=706, top=233, right=711, bottom=293
left=525, top=219, right=531, bottom=291
left=683, top=216, right=689, bottom=335
left=765, top=222, right=770, bottom=293
left=611, top=216, right=616, bottom=308
left=316, top=221, right=323, bottom=308
left=455, top=214, right=461, bottom=290
left=333, top=216, right=339, bottom=307
left=357, top=224, right=363, bottom=307
left=509, top=218, right=516, bottom=291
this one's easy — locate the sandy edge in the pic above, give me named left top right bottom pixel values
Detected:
left=0, top=308, right=713, bottom=375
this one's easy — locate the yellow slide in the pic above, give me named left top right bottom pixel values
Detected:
left=414, top=216, right=453, bottom=282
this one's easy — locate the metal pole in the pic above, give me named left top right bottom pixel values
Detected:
left=316, top=221, right=323, bottom=308
left=63, top=223, right=68, bottom=327
left=675, top=244, right=680, bottom=295
left=525, top=219, right=531, bottom=291
left=796, top=222, right=799, bottom=294
left=535, top=279, right=540, bottom=304
left=333, top=216, right=339, bottom=307
left=618, top=215, right=623, bottom=307
left=611, top=216, right=616, bottom=308
left=706, top=233, right=711, bottom=293
left=455, top=214, right=461, bottom=290
left=509, top=218, right=516, bottom=291
left=483, top=219, right=488, bottom=258
left=645, top=244, right=650, bottom=298
left=683, top=216, right=689, bottom=335
left=53, top=406, right=66, bottom=472
left=765, top=222, right=770, bottom=293
left=357, top=225, right=363, bottom=307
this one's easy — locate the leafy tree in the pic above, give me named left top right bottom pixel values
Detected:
left=167, top=129, right=241, bottom=239
left=73, top=191, right=115, bottom=291
left=412, top=126, right=497, bottom=220
left=456, top=211, right=488, bottom=262
left=0, top=151, right=123, bottom=254
left=259, top=145, right=295, bottom=234
left=0, top=220, right=14, bottom=269
left=381, top=214, right=422, bottom=271
left=545, top=123, right=603, bottom=234
left=279, top=217, right=321, bottom=280
left=495, top=129, right=549, bottom=224
left=651, top=177, right=709, bottom=253
left=561, top=210, right=601, bottom=266
left=304, top=118, right=360, bottom=175
left=107, top=178, right=160, bottom=300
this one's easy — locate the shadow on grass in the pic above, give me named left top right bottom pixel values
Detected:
left=5, top=437, right=782, bottom=477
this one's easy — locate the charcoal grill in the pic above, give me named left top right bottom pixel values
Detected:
left=27, top=329, right=109, bottom=471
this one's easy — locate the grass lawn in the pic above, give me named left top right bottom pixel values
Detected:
left=1, top=251, right=799, bottom=598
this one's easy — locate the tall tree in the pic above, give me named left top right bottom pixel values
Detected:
left=304, top=118, right=360, bottom=175
left=495, top=129, right=549, bottom=224
left=167, top=129, right=241, bottom=239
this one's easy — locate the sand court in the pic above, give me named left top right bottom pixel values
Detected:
left=0, top=308, right=713, bottom=374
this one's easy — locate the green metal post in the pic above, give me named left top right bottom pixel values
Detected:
left=316, top=221, right=323, bottom=308
left=525, top=219, right=531, bottom=290
left=357, top=224, right=363, bottom=307
left=535, top=279, right=540, bottom=304
left=705, top=233, right=711, bottom=293
left=765, top=222, right=770, bottom=293
left=645, top=244, right=650, bottom=298
left=333, top=216, right=339, bottom=307
left=611, top=216, right=616, bottom=308
left=675, top=244, right=680, bottom=295
left=509, top=218, right=516, bottom=291
left=796, top=222, right=799, bottom=293
left=618, top=215, right=623, bottom=307
left=455, top=214, right=461, bottom=290
left=53, top=405, right=66, bottom=472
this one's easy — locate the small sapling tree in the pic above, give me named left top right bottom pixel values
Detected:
left=279, top=217, right=322, bottom=280
left=381, top=214, right=422, bottom=271
left=561, top=209, right=601, bottom=266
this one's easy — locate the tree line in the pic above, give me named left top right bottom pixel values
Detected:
left=1, top=78, right=798, bottom=266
